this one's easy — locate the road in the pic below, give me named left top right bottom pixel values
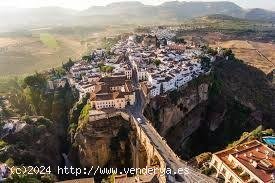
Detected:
left=127, top=67, right=216, bottom=182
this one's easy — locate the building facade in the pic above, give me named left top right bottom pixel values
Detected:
left=210, top=140, right=275, bottom=183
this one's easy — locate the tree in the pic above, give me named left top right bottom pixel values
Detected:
left=23, top=73, right=47, bottom=89
left=62, top=58, right=74, bottom=71
left=100, top=65, right=114, bottom=73
left=173, top=37, right=186, bottom=44
left=222, top=48, right=235, bottom=60
left=82, top=55, right=92, bottom=62
left=153, top=59, right=161, bottom=67
left=200, top=56, right=211, bottom=71
left=5, top=158, right=14, bottom=167
left=202, top=46, right=218, bottom=56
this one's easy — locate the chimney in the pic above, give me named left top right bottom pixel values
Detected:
left=252, top=161, right=258, bottom=168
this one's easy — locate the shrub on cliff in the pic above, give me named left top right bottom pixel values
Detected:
left=168, top=90, right=181, bottom=105
left=227, top=126, right=274, bottom=148
left=68, top=94, right=90, bottom=135
left=77, top=103, right=91, bottom=130
left=0, top=140, right=7, bottom=149
left=200, top=56, right=211, bottom=71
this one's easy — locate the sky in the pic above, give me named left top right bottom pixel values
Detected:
left=0, top=0, right=275, bottom=11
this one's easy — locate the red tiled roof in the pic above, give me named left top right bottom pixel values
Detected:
left=215, top=140, right=275, bottom=182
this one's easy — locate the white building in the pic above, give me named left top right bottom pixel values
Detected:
left=210, top=140, right=275, bottom=183
left=137, top=69, right=148, bottom=81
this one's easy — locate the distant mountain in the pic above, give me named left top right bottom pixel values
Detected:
left=160, top=1, right=244, bottom=19
left=81, top=1, right=244, bottom=20
left=199, top=14, right=246, bottom=21
left=245, top=8, right=275, bottom=22
left=1, top=1, right=275, bottom=32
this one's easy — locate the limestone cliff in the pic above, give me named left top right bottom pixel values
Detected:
left=74, top=116, right=134, bottom=169
left=145, top=57, right=275, bottom=159
left=1, top=117, right=62, bottom=172
left=144, top=75, right=211, bottom=137
left=186, top=58, right=275, bottom=154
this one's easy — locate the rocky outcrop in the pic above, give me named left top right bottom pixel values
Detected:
left=144, top=75, right=211, bottom=137
left=74, top=116, right=134, bottom=168
left=187, top=58, right=275, bottom=153
left=145, top=58, right=275, bottom=159
left=165, top=102, right=207, bottom=158
left=209, top=58, right=275, bottom=127
left=1, top=117, right=62, bottom=172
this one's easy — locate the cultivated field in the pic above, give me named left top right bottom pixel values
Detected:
left=39, top=33, right=59, bottom=49
left=0, top=33, right=86, bottom=76
left=214, top=40, right=275, bottom=74
left=0, top=25, right=134, bottom=77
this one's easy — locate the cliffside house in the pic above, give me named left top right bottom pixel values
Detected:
left=210, top=140, right=275, bottom=183
left=90, top=76, right=135, bottom=110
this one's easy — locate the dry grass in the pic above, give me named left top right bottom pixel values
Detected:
left=0, top=25, right=134, bottom=77
left=0, top=34, right=87, bottom=76
left=213, top=40, right=275, bottom=74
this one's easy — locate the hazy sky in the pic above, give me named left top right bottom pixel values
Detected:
left=1, top=0, right=275, bottom=11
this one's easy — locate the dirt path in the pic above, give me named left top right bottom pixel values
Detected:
left=248, top=41, right=275, bottom=68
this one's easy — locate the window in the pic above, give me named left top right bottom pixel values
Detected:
left=221, top=168, right=226, bottom=175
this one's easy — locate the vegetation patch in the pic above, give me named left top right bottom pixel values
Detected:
left=77, top=103, right=91, bottom=130
left=39, top=33, right=59, bottom=49
left=227, top=126, right=274, bottom=148
left=68, top=94, right=90, bottom=136
left=0, top=140, right=8, bottom=149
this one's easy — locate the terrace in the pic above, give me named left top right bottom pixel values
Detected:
left=212, top=140, right=275, bottom=183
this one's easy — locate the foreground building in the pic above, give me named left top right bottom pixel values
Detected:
left=90, top=76, right=135, bottom=110
left=210, top=140, right=275, bottom=183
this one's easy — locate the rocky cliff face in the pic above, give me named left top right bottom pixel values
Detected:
left=144, top=75, right=211, bottom=137
left=1, top=117, right=62, bottom=172
left=190, top=58, right=275, bottom=153
left=145, top=58, right=275, bottom=159
left=74, top=116, right=134, bottom=169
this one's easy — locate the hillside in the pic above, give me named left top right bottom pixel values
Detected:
left=245, top=8, right=275, bottom=22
